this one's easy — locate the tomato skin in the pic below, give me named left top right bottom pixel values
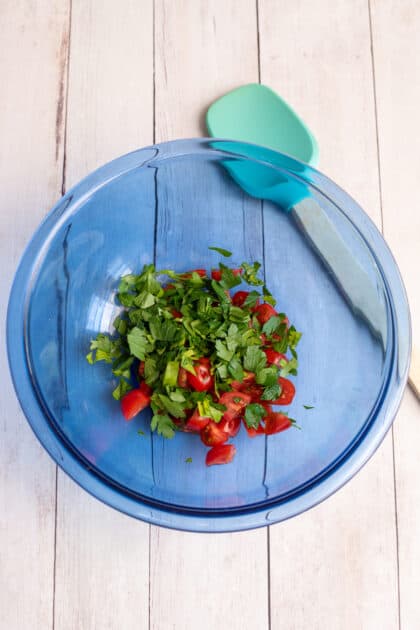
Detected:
left=272, top=377, right=296, bottom=405
left=177, top=367, right=188, bottom=388
left=185, top=408, right=210, bottom=432
left=219, top=391, right=252, bottom=422
left=200, top=421, right=229, bottom=446
left=219, top=415, right=241, bottom=437
left=264, top=412, right=292, bottom=435
left=138, top=361, right=145, bottom=378
left=211, top=268, right=242, bottom=281
left=187, top=361, right=214, bottom=392
left=139, top=381, right=152, bottom=397
left=206, top=444, right=236, bottom=466
left=232, top=290, right=253, bottom=307
left=242, top=418, right=265, bottom=437
left=264, top=349, right=288, bottom=366
left=253, top=303, right=278, bottom=324
left=121, top=389, right=150, bottom=420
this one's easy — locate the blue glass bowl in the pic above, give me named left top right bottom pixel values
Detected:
left=7, top=139, right=410, bottom=532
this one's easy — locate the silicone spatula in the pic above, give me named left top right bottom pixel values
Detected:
left=206, top=83, right=417, bottom=398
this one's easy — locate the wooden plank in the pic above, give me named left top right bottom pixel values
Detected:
left=0, top=2, right=70, bottom=629
left=53, top=2, right=153, bottom=629
left=150, top=2, right=269, bottom=630
left=258, top=1, right=400, bottom=628
left=370, top=1, right=420, bottom=626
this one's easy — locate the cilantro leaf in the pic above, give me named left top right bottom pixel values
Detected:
left=244, top=403, right=267, bottom=429
left=215, top=339, right=234, bottom=362
left=227, top=358, right=244, bottom=381
left=208, top=246, right=232, bottom=257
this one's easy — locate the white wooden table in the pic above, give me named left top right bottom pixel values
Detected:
left=1, top=2, right=419, bottom=628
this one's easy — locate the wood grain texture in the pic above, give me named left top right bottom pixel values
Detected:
left=370, top=1, right=420, bottom=626
left=258, top=1, right=399, bottom=628
left=53, top=2, right=153, bottom=629
left=150, top=3, right=269, bottom=630
left=0, top=2, right=70, bottom=629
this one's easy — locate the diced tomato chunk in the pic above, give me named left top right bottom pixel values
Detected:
left=200, top=421, right=229, bottom=446
left=211, top=268, right=242, bottom=281
left=264, top=412, right=292, bottom=435
left=264, top=349, right=288, bottom=366
left=185, top=408, right=210, bottom=432
left=218, top=391, right=252, bottom=422
left=121, top=389, right=150, bottom=421
left=218, top=415, right=241, bottom=437
left=206, top=444, right=236, bottom=466
left=253, top=303, right=278, bottom=324
left=187, top=361, right=214, bottom=392
left=272, top=377, right=296, bottom=405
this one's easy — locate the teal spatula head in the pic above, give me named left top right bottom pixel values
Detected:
left=206, top=83, right=319, bottom=166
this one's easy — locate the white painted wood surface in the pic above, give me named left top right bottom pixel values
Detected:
left=370, top=1, right=420, bottom=627
left=54, top=2, right=153, bottom=629
left=0, top=2, right=69, bottom=629
left=1, top=1, right=419, bottom=629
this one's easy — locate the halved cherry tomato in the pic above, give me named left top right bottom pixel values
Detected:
left=139, top=380, right=152, bottom=397
left=185, top=408, right=210, bottom=432
left=187, top=361, right=214, bottom=392
left=264, top=349, right=288, bottom=366
left=219, top=415, right=241, bottom=437
left=219, top=391, right=252, bottom=422
left=232, top=291, right=251, bottom=307
left=121, top=389, right=150, bottom=420
left=177, top=367, right=188, bottom=388
left=206, top=444, right=236, bottom=466
left=211, top=268, right=242, bottom=281
left=242, top=418, right=265, bottom=437
left=253, top=302, right=278, bottom=324
left=272, top=377, right=296, bottom=405
left=264, top=412, right=292, bottom=435
left=200, top=421, right=229, bottom=446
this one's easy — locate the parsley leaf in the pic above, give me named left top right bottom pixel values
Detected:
left=244, top=403, right=267, bottom=429
left=303, top=405, right=314, bottom=410
left=243, top=346, right=266, bottom=372
left=261, top=383, right=281, bottom=400
left=112, top=380, right=132, bottom=401
left=150, top=413, right=177, bottom=438
left=185, top=457, right=193, bottom=463
left=208, top=246, right=232, bottom=257
left=127, top=327, right=153, bottom=360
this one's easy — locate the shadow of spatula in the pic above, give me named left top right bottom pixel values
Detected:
left=206, top=83, right=418, bottom=398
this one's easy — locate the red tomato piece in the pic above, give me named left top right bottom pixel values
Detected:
left=200, top=421, right=229, bottom=446
left=253, top=302, right=278, bottom=324
left=211, top=268, right=242, bottom=281
left=272, top=377, right=296, bottom=405
left=185, top=408, right=210, bottom=432
left=187, top=361, right=214, bottom=392
left=139, top=380, right=152, bottom=397
left=219, top=415, right=241, bottom=437
left=120, top=389, right=150, bottom=421
left=206, top=444, right=236, bottom=466
left=171, top=309, right=182, bottom=318
left=264, top=412, right=292, bottom=435
left=264, top=348, right=288, bottom=366
left=138, top=361, right=145, bottom=377
left=177, top=367, right=188, bottom=388
left=232, top=290, right=253, bottom=307
left=242, top=418, right=265, bottom=437
left=219, top=391, right=252, bottom=422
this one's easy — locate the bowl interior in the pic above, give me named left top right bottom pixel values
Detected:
left=23, top=141, right=391, bottom=513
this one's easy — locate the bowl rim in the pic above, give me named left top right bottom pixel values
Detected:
left=7, top=138, right=411, bottom=532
